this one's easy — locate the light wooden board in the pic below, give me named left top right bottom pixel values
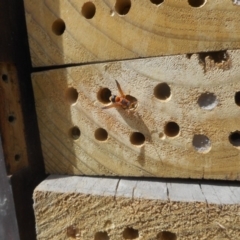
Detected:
left=0, top=63, right=28, bottom=174
left=32, top=51, right=240, bottom=180
left=33, top=175, right=240, bottom=240
left=24, top=0, right=240, bottom=67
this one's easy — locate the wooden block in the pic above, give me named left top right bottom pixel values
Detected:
left=32, top=51, right=240, bottom=180
left=33, top=175, right=240, bottom=240
left=0, top=63, right=28, bottom=174
left=24, top=0, right=240, bottom=66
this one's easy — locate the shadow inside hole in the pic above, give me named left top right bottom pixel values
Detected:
left=69, top=126, right=81, bottom=140
left=2, top=74, right=8, bottom=82
left=66, top=87, right=78, bottom=105
left=197, top=92, right=218, bottom=110
left=95, top=128, right=108, bottom=141
left=94, top=231, right=109, bottom=240
left=14, top=154, right=21, bottom=161
left=164, top=122, right=180, bottom=137
left=150, top=0, right=164, bottom=5
left=130, top=132, right=145, bottom=146
left=52, top=18, right=66, bottom=35
left=192, top=134, right=211, bottom=153
left=234, top=91, right=240, bottom=106
left=67, top=226, right=79, bottom=238
left=229, top=131, right=240, bottom=147
left=97, top=88, right=111, bottom=104
left=123, top=227, right=139, bottom=239
left=154, top=83, right=171, bottom=101
left=188, top=0, right=206, bottom=7
left=8, top=115, right=16, bottom=123
left=157, top=231, right=177, bottom=240
left=82, top=2, right=96, bottom=19
left=115, top=0, right=131, bottom=15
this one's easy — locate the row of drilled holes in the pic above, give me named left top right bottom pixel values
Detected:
left=93, top=228, right=177, bottom=240
left=1, top=73, right=21, bottom=162
left=67, top=85, right=240, bottom=152
left=51, top=0, right=209, bottom=35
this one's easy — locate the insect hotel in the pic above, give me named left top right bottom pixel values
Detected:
left=2, top=0, right=240, bottom=239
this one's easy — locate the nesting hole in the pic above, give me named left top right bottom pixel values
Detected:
left=197, top=92, right=218, bottom=110
left=82, top=2, right=96, bottom=19
left=66, top=87, right=78, bottom=105
left=14, top=154, right=21, bottom=162
left=52, top=18, right=66, bottom=35
left=192, top=134, right=211, bottom=153
left=115, top=0, right=131, bottom=15
left=69, top=126, right=81, bottom=140
left=199, top=50, right=229, bottom=64
left=2, top=74, right=8, bottom=82
left=95, top=128, right=108, bottom=141
left=164, top=122, right=180, bottom=138
left=94, top=231, right=109, bottom=240
left=188, top=0, right=206, bottom=7
left=150, top=0, right=164, bottom=5
left=123, top=227, right=139, bottom=239
left=154, top=83, right=171, bottom=101
left=130, top=132, right=145, bottom=146
left=229, top=131, right=240, bottom=148
left=234, top=91, right=240, bottom=106
left=8, top=115, right=15, bottom=123
left=157, top=231, right=177, bottom=240
left=97, top=88, right=112, bottom=104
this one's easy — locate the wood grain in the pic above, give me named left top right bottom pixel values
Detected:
left=32, top=51, right=240, bottom=180
left=24, top=0, right=240, bottom=67
left=33, top=175, right=240, bottom=240
left=0, top=63, right=28, bottom=174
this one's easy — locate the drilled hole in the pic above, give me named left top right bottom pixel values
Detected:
left=150, top=0, right=164, bottom=5
left=52, top=18, right=66, bottom=35
left=94, top=231, right=109, bottom=240
left=130, top=132, right=145, bottom=146
left=14, top=154, right=21, bottom=161
left=66, top=87, right=78, bottom=105
left=157, top=231, right=177, bottom=240
left=229, top=131, right=240, bottom=148
left=123, top=227, right=139, bottom=239
left=95, top=128, right=108, bottom=141
left=82, top=2, right=96, bottom=19
left=159, top=132, right=166, bottom=140
left=164, top=122, right=180, bottom=138
left=154, top=83, right=171, bottom=102
left=234, top=91, right=240, bottom=106
left=97, top=88, right=112, bottom=104
left=115, top=0, right=131, bottom=15
left=8, top=115, right=15, bottom=122
left=2, top=74, right=8, bottom=82
left=192, top=134, right=211, bottom=153
left=197, top=92, right=218, bottom=110
left=188, top=0, right=206, bottom=7
left=69, top=126, right=81, bottom=140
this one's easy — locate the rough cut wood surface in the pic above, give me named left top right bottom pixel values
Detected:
left=24, top=0, right=240, bottom=67
left=33, top=175, right=240, bottom=240
left=32, top=50, right=240, bottom=180
left=0, top=63, right=28, bottom=174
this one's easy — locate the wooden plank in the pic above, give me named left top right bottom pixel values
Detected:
left=24, top=0, right=240, bottom=67
left=0, top=63, right=28, bottom=174
left=33, top=175, right=240, bottom=240
left=32, top=51, right=240, bottom=180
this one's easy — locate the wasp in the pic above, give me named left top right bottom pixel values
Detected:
left=102, top=80, right=138, bottom=113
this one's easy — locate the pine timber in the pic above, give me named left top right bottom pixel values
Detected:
left=32, top=50, right=240, bottom=180
left=33, top=175, right=240, bottom=240
left=24, top=0, right=240, bottom=67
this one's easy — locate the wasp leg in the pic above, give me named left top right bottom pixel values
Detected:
left=101, top=102, right=120, bottom=110
left=115, top=80, right=126, bottom=98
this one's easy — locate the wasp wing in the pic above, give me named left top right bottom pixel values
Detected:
left=115, top=80, right=125, bottom=98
